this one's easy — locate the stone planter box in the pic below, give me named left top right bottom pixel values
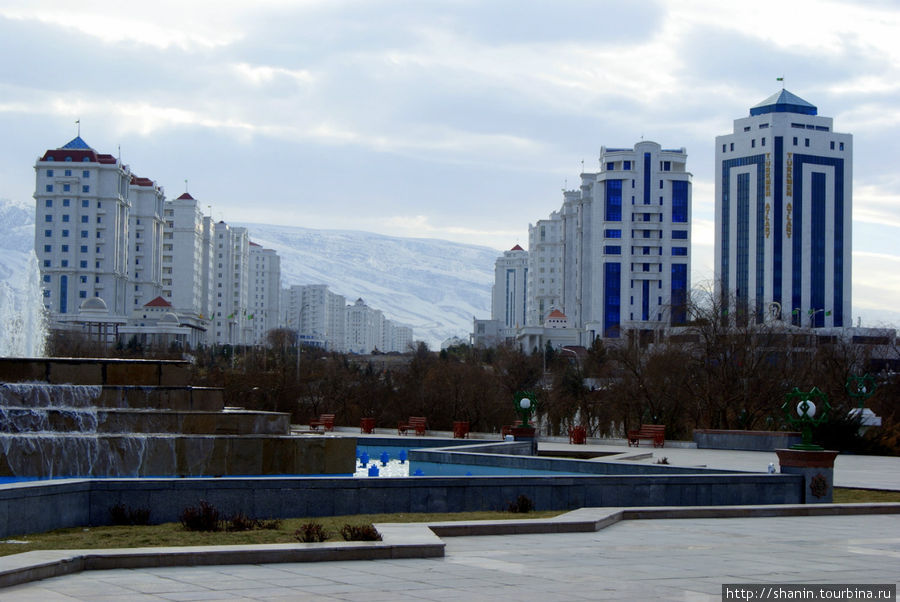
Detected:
left=693, top=429, right=801, bottom=451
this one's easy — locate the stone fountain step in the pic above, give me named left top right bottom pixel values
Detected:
left=1, top=383, right=225, bottom=412
left=0, top=407, right=291, bottom=436
left=0, top=358, right=192, bottom=387
left=0, top=434, right=357, bottom=477
left=96, top=386, right=225, bottom=411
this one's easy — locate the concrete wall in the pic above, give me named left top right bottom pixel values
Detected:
left=694, top=429, right=802, bottom=451
left=0, top=472, right=803, bottom=538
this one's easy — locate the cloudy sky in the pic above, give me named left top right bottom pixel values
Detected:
left=1, top=0, right=899, bottom=325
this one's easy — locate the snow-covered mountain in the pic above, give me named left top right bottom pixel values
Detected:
left=235, top=223, right=496, bottom=349
left=0, top=198, right=496, bottom=350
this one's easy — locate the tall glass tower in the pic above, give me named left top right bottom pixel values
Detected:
left=714, top=90, right=852, bottom=327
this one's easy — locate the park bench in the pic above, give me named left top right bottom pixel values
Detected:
left=627, top=424, right=665, bottom=447
left=568, top=425, right=587, bottom=444
left=500, top=420, right=524, bottom=439
left=309, top=413, right=335, bottom=432
left=398, top=416, right=427, bottom=436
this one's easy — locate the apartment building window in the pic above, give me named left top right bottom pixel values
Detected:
left=63, top=199, right=70, bottom=207
left=61, top=245, right=68, bottom=253
left=62, top=215, right=70, bottom=222
left=82, top=200, right=89, bottom=207
left=45, top=215, right=52, bottom=222
left=45, top=199, right=52, bottom=207
left=43, top=245, right=51, bottom=253
left=82, top=186, right=89, bottom=193
left=62, top=229, right=69, bottom=237
left=81, top=216, right=88, bottom=223
left=45, top=230, right=52, bottom=237
left=46, top=170, right=54, bottom=177
left=82, top=170, right=89, bottom=178
left=839, top=142, right=844, bottom=151
left=81, top=230, right=88, bottom=238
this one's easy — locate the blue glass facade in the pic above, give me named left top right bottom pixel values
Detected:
left=603, top=262, right=621, bottom=337
left=736, top=173, right=750, bottom=306
left=671, top=264, right=687, bottom=325
left=641, top=280, right=650, bottom=321
left=643, top=152, right=651, bottom=205
left=672, top=181, right=688, bottom=223
left=59, top=274, right=68, bottom=314
left=810, top=172, right=827, bottom=327
left=791, top=154, right=845, bottom=326
left=773, top=137, right=783, bottom=305
left=605, top=180, right=622, bottom=221
left=720, top=154, right=765, bottom=308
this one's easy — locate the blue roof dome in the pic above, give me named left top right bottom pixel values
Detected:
left=749, top=89, right=817, bottom=116
left=60, top=136, right=93, bottom=150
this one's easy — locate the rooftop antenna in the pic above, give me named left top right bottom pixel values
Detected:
left=185, top=179, right=189, bottom=194
left=580, top=158, right=584, bottom=174
left=75, top=119, right=80, bottom=137
left=777, top=75, right=785, bottom=89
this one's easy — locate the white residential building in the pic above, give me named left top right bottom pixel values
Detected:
left=249, top=242, right=281, bottom=345
left=34, top=137, right=132, bottom=322
left=282, top=284, right=346, bottom=351
left=527, top=211, right=564, bottom=326
left=583, top=141, right=692, bottom=338
left=127, top=175, right=165, bottom=310
left=492, top=244, right=528, bottom=332
left=345, top=298, right=379, bottom=354
left=212, top=221, right=250, bottom=346
left=715, top=89, right=852, bottom=327
left=161, top=193, right=213, bottom=338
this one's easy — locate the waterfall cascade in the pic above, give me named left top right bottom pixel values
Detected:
left=0, top=358, right=355, bottom=478
left=0, top=252, right=47, bottom=358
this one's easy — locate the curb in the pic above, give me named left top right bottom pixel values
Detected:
left=1, top=503, right=897, bottom=589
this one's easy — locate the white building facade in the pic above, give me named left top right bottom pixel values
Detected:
left=212, top=221, right=250, bottom=346
left=161, top=193, right=213, bottom=338
left=492, top=244, right=528, bottom=332
left=127, top=175, right=165, bottom=310
left=248, top=242, right=281, bottom=345
left=526, top=211, right=564, bottom=326
left=584, top=141, right=692, bottom=338
left=715, top=89, right=852, bottom=327
left=34, top=137, right=133, bottom=322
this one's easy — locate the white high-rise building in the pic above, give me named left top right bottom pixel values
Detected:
left=34, top=137, right=132, bottom=321
left=212, top=221, right=250, bottom=346
left=492, top=244, right=528, bottom=332
left=715, top=89, right=852, bottom=327
left=161, top=193, right=213, bottom=337
left=248, top=242, right=281, bottom=345
left=526, top=211, right=564, bottom=325
left=584, top=142, right=692, bottom=338
left=282, top=284, right=347, bottom=351
left=127, top=175, right=165, bottom=310
left=345, top=298, right=379, bottom=354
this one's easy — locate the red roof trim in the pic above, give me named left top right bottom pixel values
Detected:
left=144, top=296, right=172, bottom=307
left=510, top=244, right=524, bottom=251
left=176, top=192, right=195, bottom=200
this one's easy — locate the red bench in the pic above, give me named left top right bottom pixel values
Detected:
left=309, top=413, right=335, bottom=432
left=360, top=417, right=375, bottom=434
left=569, top=425, right=587, bottom=444
left=453, top=421, right=469, bottom=439
left=500, top=420, right=523, bottom=438
left=627, top=424, right=665, bottom=447
left=398, top=416, right=427, bottom=436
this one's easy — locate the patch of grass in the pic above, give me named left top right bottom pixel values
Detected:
left=0, top=511, right=561, bottom=557
left=833, top=487, right=900, bottom=503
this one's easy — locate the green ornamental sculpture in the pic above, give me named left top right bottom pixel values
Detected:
left=781, top=386, right=830, bottom=451
left=514, top=391, right=537, bottom=427
left=845, top=374, right=877, bottom=409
